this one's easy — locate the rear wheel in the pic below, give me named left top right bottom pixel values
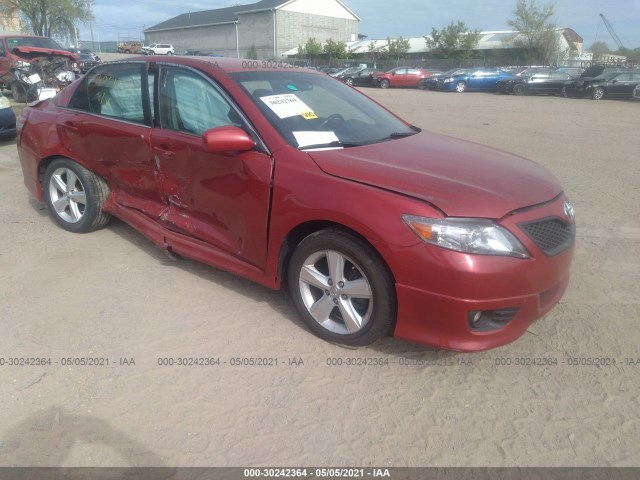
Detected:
left=43, top=158, right=111, bottom=233
left=591, top=87, right=604, bottom=100
left=455, top=81, right=466, bottom=93
left=288, top=228, right=396, bottom=347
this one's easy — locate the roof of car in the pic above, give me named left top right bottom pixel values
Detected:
left=125, top=55, right=322, bottom=75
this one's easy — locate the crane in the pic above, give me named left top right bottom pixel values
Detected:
left=599, top=13, right=625, bottom=50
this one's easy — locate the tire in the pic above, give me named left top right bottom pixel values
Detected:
left=513, top=84, right=526, bottom=96
left=11, top=83, right=26, bottom=103
left=455, top=81, right=466, bottom=93
left=379, top=79, right=389, bottom=89
left=560, top=86, right=568, bottom=97
left=43, top=158, right=111, bottom=233
left=167, top=51, right=173, bottom=56
left=591, top=87, right=604, bottom=100
left=287, top=228, right=396, bottom=347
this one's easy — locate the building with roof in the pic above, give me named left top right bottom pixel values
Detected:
left=144, top=0, right=360, bottom=59
left=284, top=28, right=588, bottom=68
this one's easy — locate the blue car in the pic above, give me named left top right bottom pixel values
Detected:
left=438, top=68, right=516, bottom=92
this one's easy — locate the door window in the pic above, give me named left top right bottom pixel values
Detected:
left=159, top=67, right=240, bottom=136
left=68, top=63, right=149, bottom=125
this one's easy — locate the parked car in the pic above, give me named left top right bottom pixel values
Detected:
left=67, top=48, right=101, bottom=62
left=0, top=92, right=16, bottom=140
left=146, top=44, right=174, bottom=55
left=0, top=35, right=77, bottom=102
left=420, top=68, right=471, bottom=90
left=117, top=41, right=143, bottom=54
left=565, top=70, right=640, bottom=100
left=336, top=67, right=383, bottom=87
left=438, top=68, right=517, bottom=92
left=496, top=70, right=576, bottom=96
left=329, top=66, right=359, bottom=78
left=376, top=67, right=440, bottom=89
left=17, top=57, right=575, bottom=351
left=76, top=53, right=102, bottom=74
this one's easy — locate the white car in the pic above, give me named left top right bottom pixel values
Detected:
left=147, top=44, right=174, bottom=55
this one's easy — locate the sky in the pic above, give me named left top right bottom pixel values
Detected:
left=80, top=0, right=640, bottom=50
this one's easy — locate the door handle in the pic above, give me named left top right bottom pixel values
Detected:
left=154, top=147, right=176, bottom=159
left=62, top=121, right=79, bottom=132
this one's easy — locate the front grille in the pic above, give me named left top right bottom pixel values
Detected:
left=519, top=217, right=575, bottom=256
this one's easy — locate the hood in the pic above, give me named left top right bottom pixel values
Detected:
left=307, top=131, right=563, bottom=218
left=12, top=46, right=76, bottom=62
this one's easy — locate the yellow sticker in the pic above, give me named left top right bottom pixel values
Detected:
left=301, top=110, right=318, bottom=120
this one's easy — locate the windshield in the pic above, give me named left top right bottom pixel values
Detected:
left=6, top=36, right=65, bottom=50
left=230, top=71, right=418, bottom=149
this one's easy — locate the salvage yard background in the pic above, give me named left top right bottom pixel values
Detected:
left=0, top=82, right=639, bottom=466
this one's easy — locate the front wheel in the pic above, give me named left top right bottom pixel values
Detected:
left=379, top=79, right=390, bottom=89
left=455, top=81, right=466, bottom=93
left=513, top=84, right=526, bottom=96
left=288, top=228, right=396, bottom=347
left=344, top=77, right=354, bottom=86
left=591, top=87, right=604, bottom=100
left=43, top=158, right=111, bottom=233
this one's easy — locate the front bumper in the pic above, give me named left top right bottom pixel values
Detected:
left=389, top=194, right=575, bottom=351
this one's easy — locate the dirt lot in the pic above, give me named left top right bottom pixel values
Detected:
left=0, top=85, right=639, bottom=468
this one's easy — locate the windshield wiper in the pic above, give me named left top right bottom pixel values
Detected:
left=298, top=141, right=363, bottom=151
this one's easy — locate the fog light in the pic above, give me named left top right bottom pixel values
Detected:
left=467, top=308, right=520, bottom=331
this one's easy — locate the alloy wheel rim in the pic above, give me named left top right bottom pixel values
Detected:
left=48, top=168, right=87, bottom=223
left=298, top=250, right=373, bottom=335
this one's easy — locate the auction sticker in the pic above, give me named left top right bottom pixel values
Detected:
left=260, top=94, right=317, bottom=119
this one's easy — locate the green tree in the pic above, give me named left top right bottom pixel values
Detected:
left=297, top=37, right=323, bottom=59
left=588, top=41, right=610, bottom=63
left=323, top=38, right=348, bottom=63
left=246, top=45, right=258, bottom=60
left=367, top=40, right=387, bottom=66
left=385, top=37, right=411, bottom=65
left=426, top=21, right=480, bottom=61
left=1, top=0, right=93, bottom=40
left=507, top=0, right=561, bottom=65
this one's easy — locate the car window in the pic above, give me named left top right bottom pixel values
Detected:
left=159, top=66, right=239, bottom=136
left=394, top=69, right=407, bottom=75
left=68, top=63, right=148, bottom=125
left=407, top=69, right=420, bottom=75
left=614, top=73, right=632, bottom=81
left=632, top=73, right=640, bottom=81
left=230, top=70, right=416, bottom=149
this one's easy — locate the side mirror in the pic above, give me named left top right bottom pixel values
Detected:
left=203, top=126, right=255, bottom=153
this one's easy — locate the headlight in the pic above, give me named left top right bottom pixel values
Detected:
left=443, top=78, right=453, bottom=83
left=402, top=215, right=530, bottom=258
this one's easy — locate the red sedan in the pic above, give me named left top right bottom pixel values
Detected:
left=375, top=67, right=440, bottom=88
left=17, top=57, right=574, bottom=351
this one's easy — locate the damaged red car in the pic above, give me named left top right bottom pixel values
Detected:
left=0, top=35, right=77, bottom=102
left=17, top=57, right=575, bottom=351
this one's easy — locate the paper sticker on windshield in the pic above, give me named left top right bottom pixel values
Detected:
left=293, top=131, right=339, bottom=149
left=260, top=94, right=317, bottom=120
